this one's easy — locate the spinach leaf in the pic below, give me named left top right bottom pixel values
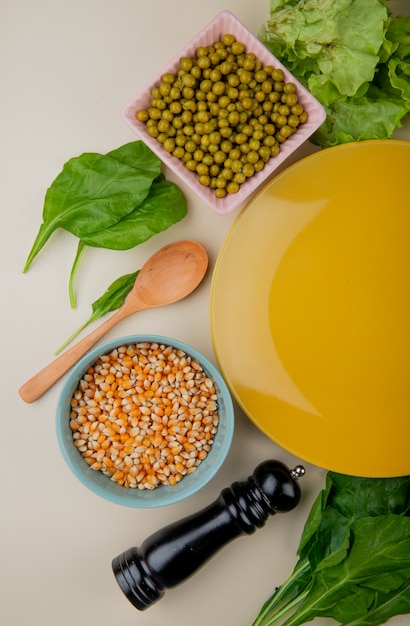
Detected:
left=23, top=142, right=161, bottom=271
left=252, top=472, right=410, bottom=626
left=289, top=515, right=410, bottom=626
left=345, top=581, right=410, bottom=626
left=67, top=177, right=187, bottom=307
left=80, top=178, right=187, bottom=250
left=55, top=270, right=139, bottom=354
left=105, top=141, right=161, bottom=172
left=68, top=240, right=87, bottom=308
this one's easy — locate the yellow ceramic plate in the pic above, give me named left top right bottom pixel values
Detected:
left=210, top=140, right=410, bottom=477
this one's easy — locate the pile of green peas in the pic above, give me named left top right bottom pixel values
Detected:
left=136, top=34, right=308, bottom=199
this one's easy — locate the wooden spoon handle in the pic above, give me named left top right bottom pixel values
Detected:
left=19, top=307, right=132, bottom=403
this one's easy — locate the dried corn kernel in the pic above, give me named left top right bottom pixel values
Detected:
left=69, top=342, right=220, bottom=489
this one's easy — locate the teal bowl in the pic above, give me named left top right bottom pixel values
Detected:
left=56, top=334, right=234, bottom=508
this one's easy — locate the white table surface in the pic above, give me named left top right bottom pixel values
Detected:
left=2, top=1, right=409, bottom=625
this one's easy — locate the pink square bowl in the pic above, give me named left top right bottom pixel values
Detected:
left=122, top=10, right=326, bottom=215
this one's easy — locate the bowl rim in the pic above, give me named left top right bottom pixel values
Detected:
left=56, top=334, right=234, bottom=508
left=121, top=9, right=327, bottom=215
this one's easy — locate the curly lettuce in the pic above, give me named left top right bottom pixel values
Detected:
left=258, top=0, right=410, bottom=147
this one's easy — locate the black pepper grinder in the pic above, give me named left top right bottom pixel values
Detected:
left=112, top=459, right=305, bottom=611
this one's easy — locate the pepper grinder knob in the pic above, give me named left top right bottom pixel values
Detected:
left=112, top=459, right=304, bottom=611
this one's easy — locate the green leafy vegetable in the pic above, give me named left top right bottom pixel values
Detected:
left=23, top=142, right=161, bottom=272
left=252, top=472, right=410, bottom=626
left=67, top=176, right=187, bottom=307
left=258, top=0, right=410, bottom=147
left=55, top=270, right=139, bottom=354
left=80, top=178, right=187, bottom=250
left=23, top=141, right=188, bottom=308
left=68, top=240, right=87, bottom=308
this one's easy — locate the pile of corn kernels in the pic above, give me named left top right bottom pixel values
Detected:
left=69, top=342, right=220, bottom=489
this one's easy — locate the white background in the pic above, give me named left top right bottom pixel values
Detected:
left=2, top=1, right=409, bottom=625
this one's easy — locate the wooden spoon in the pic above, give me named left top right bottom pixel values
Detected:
left=19, top=240, right=208, bottom=403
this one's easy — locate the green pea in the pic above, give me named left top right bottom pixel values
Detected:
left=231, top=159, right=242, bottom=173
left=219, top=61, right=233, bottom=75
left=288, top=115, right=300, bottom=128
left=271, top=69, right=285, bottom=82
left=226, top=181, right=240, bottom=194
left=172, top=117, right=183, bottom=130
left=218, top=95, right=231, bottom=109
left=181, top=110, right=192, bottom=124
left=242, top=56, right=256, bottom=71
left=175, top=134, right=186, bottom=146
left=136, top=110, right=149, bottom=122
left=269, top=91, right=281, bottom=103
left=172, top=146, right=185, bottom=159
left=185, top=159, right=197, bottom=172
left=278, top=104, right=290, bottom=116
left=210, top=69, right=222, bottom=82
left=193, top=149, right=205, bottom=161
left=283, top=92, right=299, bottom=107
left=220, top=126, right=233, bottom=139
left=184, top=140, right=197, bottom=153
left=148, top=107, right=162, bottom=120
left=198, top=174, right=211, bottom=187
left=169, top=86, right=181, bottom=100
left=234, top=172, right=246, bottom=184
left=216, top=177, right=227, bottom=189
left=227, top=73, right=240, bottom=87
left=255, top=89, right=267, bottom=103
left=162, top=72, right=175, bottom=84
left=169, top=101, right=182, bottom=114
left=203, top=154, right=214, bottom=166
left=291, top=103, right=304, bottom=116
left=222, top=34, right=236, bottom=46
left=243, top=163, right=255, bottom=177
left=183, top=125, right=195, bottom=136
left=255, top=70, right=268, bottom=83
left=180, top=57, right=193, bottom=72
left=200, top=79, right=212, bottom=92
left=147, top=125, right=159, bottom=138
left=213, top=150, right=227, bottom=164
left=209, top=52, right=221, bottom=66
left=247, top=150, right=259, bottom=164
left=229, top=148, right=241, bottom=160
left=275, top=115, right=288, bottom=127
left=228, top=110, right=240, bottom=126
left=195, top=90, right=207, bottom=102
left=221, top=140, right=233, bottom=153
left=159, top=82, right=171, bottom=97
left=191, top=65, right=202, bottom=80
left=221, top=168, right=234, bottom=180
left=182, top=86, right=194, bottom=99
left=210, top=164, right=220, bottom=176
left=196, top=46, right=208, bottom=58
left=231, top=41, right=245, bottom=55
left=157, top=119, right=170, bottom=133
left=235, top=132, right=247, bottom=145
left=196, top=162, right=209, bottom=176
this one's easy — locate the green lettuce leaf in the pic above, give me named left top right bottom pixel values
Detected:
left=260, top=0, right=389, bottom=102
left=312, top=95, right=408, bottom=147
left=258, top=0, right=410, bottom=148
